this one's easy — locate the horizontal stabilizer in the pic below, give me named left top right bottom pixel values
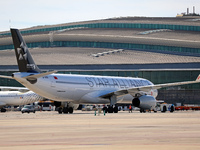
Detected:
left=196, top=75, right=200, bottom=81
left=23, top=70, right=57, bottom=80
left=0, top=75, right=13, bottom=79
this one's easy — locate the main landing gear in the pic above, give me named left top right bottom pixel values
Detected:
left=58, top=106, right=73, bottom=114
left=103, top=95, right=118, bottom=113
left=103, top=105, right=118, bottom=113
left=54, top=101, right=79, bottom=114
left=140, top=109, right=146, bottom=113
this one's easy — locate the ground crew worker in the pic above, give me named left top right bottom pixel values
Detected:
left=129, top=105, right=132, bottom=113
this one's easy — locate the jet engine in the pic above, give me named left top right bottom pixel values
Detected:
left=132, top=95, right=157, bottom=112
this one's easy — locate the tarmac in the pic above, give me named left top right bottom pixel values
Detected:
left=0, top=110, right=200, bottom=150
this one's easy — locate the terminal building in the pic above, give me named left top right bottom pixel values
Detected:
left=0, top=17, right=200, bottom=105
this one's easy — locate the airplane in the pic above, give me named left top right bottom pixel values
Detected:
left=0, top=28, right=199, bottom=114
left=0, top=86, right=44, bottom=112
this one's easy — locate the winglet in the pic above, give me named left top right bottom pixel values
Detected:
left=196, top=74, right=200, bottom=82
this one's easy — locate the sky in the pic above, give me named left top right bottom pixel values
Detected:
left=0, top=0, right=199, bottom=32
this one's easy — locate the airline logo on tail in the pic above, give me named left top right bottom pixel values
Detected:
left=10, top=29, right=41, bottom=73
left=17, top=42, right=35, bottom=70
left=17, top=42, right=28, bottom=61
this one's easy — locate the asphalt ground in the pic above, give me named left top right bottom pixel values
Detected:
left=0, top=110, right=200, bottom=150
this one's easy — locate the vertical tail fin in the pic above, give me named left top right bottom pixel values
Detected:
left=10, top=28, right=41, bottom=73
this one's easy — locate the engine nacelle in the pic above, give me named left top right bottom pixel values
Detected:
left=132, top=95, right=156, bottom=110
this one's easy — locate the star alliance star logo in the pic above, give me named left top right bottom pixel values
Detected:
left=17, top=42, right=28, bottom=61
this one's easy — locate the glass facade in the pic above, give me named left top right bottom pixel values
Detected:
left=1, top=41, right=200, bottom=54
left=1, top=22, right=200, bottom=53
left=1, top=23, right=200, bottom=36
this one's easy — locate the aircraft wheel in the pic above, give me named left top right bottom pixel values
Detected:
left=58, top=107, right=63, bottom=114
left=114, top=106, right=118, bottom=113
left=140, top=109, right=146, bottom=113
left=170, top=106, right=174, bottom=113
left=63, top=107, right=69, bottom=114
left=108, top=106, right=113, bottom=113
left=162, top=106, right=167, bottom=113
left=68, top=107, right=73, bottom=114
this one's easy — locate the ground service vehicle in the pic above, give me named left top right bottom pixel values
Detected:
left=21, top=105, right=35, bottom=113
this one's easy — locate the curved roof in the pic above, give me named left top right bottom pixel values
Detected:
left=0, top=47, right=200, bottom=66
left=0, top=17, right=200, bottom=70
left=1, top=17, right=200, bottom=34
left=1, top=28, right=200, bottom=49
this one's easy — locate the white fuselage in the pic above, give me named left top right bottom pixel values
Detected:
left=13, top=73, right=158, bottom=104
left=0, top=91, right=44, bottom=107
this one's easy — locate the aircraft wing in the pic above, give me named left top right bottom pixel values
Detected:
left=100, top=85, right=155, bottom=98
left=100, top=74, right=200, bottom=98
left=0, top=86, right=29, bottom=92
